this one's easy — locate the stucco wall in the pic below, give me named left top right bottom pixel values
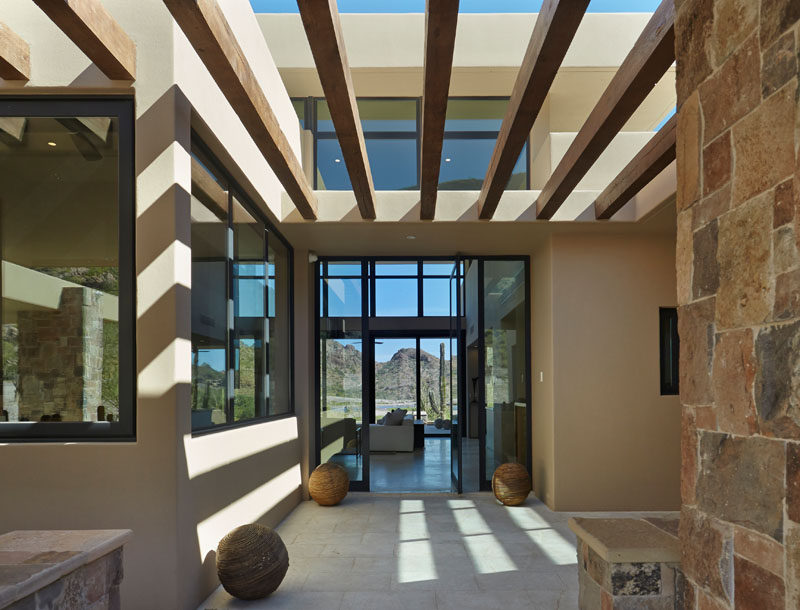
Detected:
left=0, top=1, right=305, bottom=608
left=549, top=233, right=681, bottom=511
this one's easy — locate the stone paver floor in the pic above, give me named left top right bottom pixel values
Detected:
left=201, top=493, right=675, bottom=610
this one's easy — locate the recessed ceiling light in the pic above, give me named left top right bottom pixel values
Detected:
left=444, top=157, right=451, bottom=162
left=47, top=141, right=57, bottom=147
left=406, top=235, right=416, bottom=240
left=334, top=158, right=341, bottom=163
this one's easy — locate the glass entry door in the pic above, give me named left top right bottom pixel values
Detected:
left=450, top=259, right=462, bottom=492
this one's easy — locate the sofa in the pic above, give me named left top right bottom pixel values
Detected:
left=369, top=415, right=414, bottom=452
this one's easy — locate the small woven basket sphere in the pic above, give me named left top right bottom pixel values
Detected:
left=492, top=463, right=532, bottom=506
left=216, top=523, right=288, bottom=600
left=309, top=462, right=349, bottom=506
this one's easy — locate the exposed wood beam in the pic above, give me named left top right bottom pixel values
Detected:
left=594, top=114, right=676, bottom=219
left=0, top=21, right=31, bottom=81
left=536, top=0, right=675, bottom=220
left=419, top=0, right=459, bottom=220
left=297, top=0, right=376, bottom=220
left=477, top=0, right=589, bottom=220
left=32, top=0, right=136, bottom=80
left=164, top=0, right=317, bottom=219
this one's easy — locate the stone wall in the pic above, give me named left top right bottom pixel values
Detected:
left=16, top=287, right=104, bottom=422
left=675, top=0, right=800, bottom=608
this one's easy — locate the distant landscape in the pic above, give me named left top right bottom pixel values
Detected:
left=322, top=340, right=455, bottom=421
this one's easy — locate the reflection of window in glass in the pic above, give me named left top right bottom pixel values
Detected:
left=374, top=338, right=416, bottom=421
left=190, top=139, right=295, bottom=432
left=232, top=197, right=266, bottom=423
left=268, top=235, right=292, bottom=417
left=191, top=153, right=229, bottom=430
left=0, top=100, right=134, bottom=440
left=419, top=338, right=453, bottom=425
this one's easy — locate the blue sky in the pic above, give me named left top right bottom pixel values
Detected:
left=251, top=1, right=662, bottom=13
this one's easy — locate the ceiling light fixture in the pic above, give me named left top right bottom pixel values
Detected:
left=406, top=235, right=416, bottom=240
left=444, top=157, right=451, bottom=162
left=334, top=158, right=341, bottom=163
left=47, top=141, right=57, bottom=147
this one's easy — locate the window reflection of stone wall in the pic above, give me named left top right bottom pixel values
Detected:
left=16, top=287, right=104, bottom=422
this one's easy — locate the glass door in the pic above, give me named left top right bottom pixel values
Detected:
left=450, top=259, right=462, bottom=492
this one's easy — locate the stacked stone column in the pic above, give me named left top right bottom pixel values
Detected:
left=675, top=0, right=800, bottom=608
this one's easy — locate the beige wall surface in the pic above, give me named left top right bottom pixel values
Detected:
left=0, top=1, right=305, bottom=609
left=549, top=233, right=681, bottom=511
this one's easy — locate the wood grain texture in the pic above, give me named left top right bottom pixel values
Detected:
left=32, top=0, right=136, bottom=80
left=419, top=0, right=459, bottom=220
left=164, top=0, right=317, bottom=220
left=0, top=21, right=31, bottom=81
left=477, top=0, right=589, bottom=220
left=297, top=0, right=376, bottom=220
left=536, top=0, right=675, bottom=220
left=594, top=114, right=676, bottom=219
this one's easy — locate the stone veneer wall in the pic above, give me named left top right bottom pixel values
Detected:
left=675, top=0, right=800, bottom=608
left=16, top=287, right=104, bottom=422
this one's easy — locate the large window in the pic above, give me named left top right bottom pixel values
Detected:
left=191, top=137, right=293, bottom=432
left=0, top=98, right=135, bottom=441
left=294, top=97, right=528, bottom=192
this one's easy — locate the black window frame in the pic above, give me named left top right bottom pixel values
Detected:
left=659, top=307, right=679, bottom=395
left=190, top=133, right=296, bottom=436
left=0, top=96, right=136, bottom=443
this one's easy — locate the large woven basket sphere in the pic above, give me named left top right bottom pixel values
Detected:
left=309, top=462, right=349, bottom=506
left=217, top=523, right=288, bottom=600
left=492, top=463, right=532, bottom=506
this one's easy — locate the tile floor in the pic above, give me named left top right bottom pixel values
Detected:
left=200, top=493, right=677, bottom=610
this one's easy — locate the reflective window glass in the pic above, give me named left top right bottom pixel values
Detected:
left=375, top=278, right=417, bottom=316
left=375, top=261, right=418, bottom=276
left=444, top=99, right=508, bottom=131
left=423, top=278, right=451, bottom=316
left=439, top=140, right=527, bottom=190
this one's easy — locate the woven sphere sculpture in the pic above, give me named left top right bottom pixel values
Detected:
left=216, top=523, right=288, bottom=600
left=309, top=462, right=349, bottom=506
left=492, top=463, right=532, bottom=506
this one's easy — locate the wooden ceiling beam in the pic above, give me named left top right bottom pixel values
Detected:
left=297, top=0, right=376, bottom=220
left=477, top=0, right=589, bottom=220
left=164, top=0, right=317, bottom=219
left=536, top=0, right=675, bottom=220
left=419, top=0, right=459, bottom=221
left=594, top=114, right=676, bottom=219
left=0, top=22, right=30, bottom=81
left=32, top=0, right=136, bottom=80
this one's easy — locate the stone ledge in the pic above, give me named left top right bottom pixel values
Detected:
left=0, top=530, right=131, bottom=608
left=569, top=517, right=680, bottom=564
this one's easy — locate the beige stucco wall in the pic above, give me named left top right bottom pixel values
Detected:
left=548, top=233, right=681, bottom=511
left=0, top=1, right=305, bottom=608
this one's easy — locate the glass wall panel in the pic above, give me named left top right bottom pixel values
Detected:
left=439, top=140, right=527, bottom=190
left=268, top=234, right=292, bottom=416
left=190, top=138, right=294, bottom=432
left=420, top=338, right=453, bottom=431
left=292, top=99, right=306, bottom=129
left=320, top=333, right=363, bottom=482
left=374, top=338, right=416, bottom=422
left=375, top=261, right=418, bottom=276
left=191, top=159, right=229, bottom=430
left=316, top=99, right=419, bottom=191
left=444, top=99, right=508, bottom=131
left=232, top=197, right=266, bottom=422
left=483, top=260, right=528, bottom=481
left=423, top=278, right=450, bottom=316
left=375, top=278, right=417, bottom=316
left=326, top=278, right=362, bottom=317
left=0, top=114, right=123, bottom=428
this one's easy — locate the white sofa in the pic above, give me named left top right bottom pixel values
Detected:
left=369, top=417, right=414, bottom=452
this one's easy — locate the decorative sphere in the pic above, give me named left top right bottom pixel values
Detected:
left=309, top=462, right=349, bottom=506
left=217, top=523, right=288, bottom=600
left=492, top=463, right=532, bottom=506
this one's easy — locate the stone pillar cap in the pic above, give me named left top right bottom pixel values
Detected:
left=569, top=517, right=680, bottom=563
